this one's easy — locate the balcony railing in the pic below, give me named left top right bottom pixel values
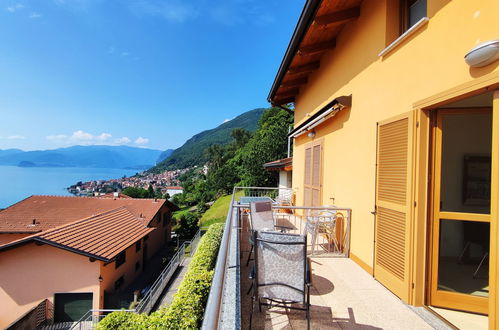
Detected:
left=202, top=187, right=351, bottom=329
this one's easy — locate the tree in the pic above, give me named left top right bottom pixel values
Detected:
left=122, top=187, right=149, bottom=198
left=172, top=212, right=199, bottom=239
left=238, top=108, right=293, bottom=187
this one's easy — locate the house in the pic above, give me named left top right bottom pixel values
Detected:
left=263, top=0, right=498, bottom=328
left=263, top=157, right=293, bottom=190
left=165, top=186, right=184, bottom=197
left=0, top=195, right=177, bottom=328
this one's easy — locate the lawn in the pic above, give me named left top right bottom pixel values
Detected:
left=199, top=191, right=243, bottom=227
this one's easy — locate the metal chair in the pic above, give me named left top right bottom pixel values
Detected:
left=249, top=231, right=311, bottom=329
left=246, top=201, right=291, bottom=266
left=304, top=207, right=340, bottom=255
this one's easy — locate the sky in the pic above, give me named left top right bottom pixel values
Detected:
left=0, top=0, right=304, bottom=151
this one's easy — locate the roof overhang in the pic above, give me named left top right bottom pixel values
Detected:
left=268, top=0, right=362, bottom=106
left=263, top=157, right=293, bottom=172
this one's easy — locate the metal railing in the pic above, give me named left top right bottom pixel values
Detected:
left=135, top=229, right=202, bottom=314
left=71, top=309, right=135, bottom=330
left=71, top=229, right=202, bottom=329
left=202, top=187, right=352, bottom=329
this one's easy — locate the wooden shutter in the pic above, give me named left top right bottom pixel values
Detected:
left=304, top=141, right=322, bottom=206
left=374, top=112, right=414, bottom=302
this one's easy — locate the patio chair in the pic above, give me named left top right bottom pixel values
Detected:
left=246, top=201, right=291, bottom=266
left=305, top=207, right=341, bottom=255
left=249, top=231, right=311, bottom=329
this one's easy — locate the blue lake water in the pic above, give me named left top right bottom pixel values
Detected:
left=0, top=166, right=139, bottom=208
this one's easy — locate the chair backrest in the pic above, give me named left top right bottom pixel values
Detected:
left=254, top=231, right=307, bottom=303
left=250, top=201, right=275, bottom=231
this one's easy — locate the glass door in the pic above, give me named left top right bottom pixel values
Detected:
left=429, top=109, right=492, bottom=314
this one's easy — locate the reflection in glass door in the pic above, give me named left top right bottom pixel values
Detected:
left=430, top=109, right=491, bottom=315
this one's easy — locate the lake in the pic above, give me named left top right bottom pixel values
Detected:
left=0, top=166, right=139, bottom=208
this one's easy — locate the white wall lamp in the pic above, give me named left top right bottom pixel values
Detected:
left=307, top=130, right=316, bottom=138
left=465, top=40, right=499, bottom=68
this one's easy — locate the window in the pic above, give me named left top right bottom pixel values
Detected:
left=135, top=240, right=141, bottom=252
left=400, top=0, right=426, bottom=32
left=135, top=261, right=141, bottom=271
left=115, top=251, right=126, bottom=269
left=144, top=234, right=149, bottom=242
left=114, top=276, right=124, bottom=290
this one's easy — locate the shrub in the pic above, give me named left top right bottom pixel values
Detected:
left=161, top=223, right=224, bottom=328
left=97, top=223, right=225, bottom=330
left=96, top=311, right=148, bottom=330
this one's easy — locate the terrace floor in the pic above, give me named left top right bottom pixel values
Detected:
left=239, top=213, right=451, bottom=330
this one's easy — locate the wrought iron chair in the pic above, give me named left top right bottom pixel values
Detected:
left=249, top=230, right=311, bottom=329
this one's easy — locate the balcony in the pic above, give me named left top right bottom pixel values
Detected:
left=202, top=187, right=451, bottom=329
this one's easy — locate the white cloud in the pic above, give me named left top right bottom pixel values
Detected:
left=6, top=3, right=25, bottom=13
left=29, top=12, right=42, bottom=18
left=114, top=137, right=131, bottom=145
left=223, top=118, right=233, bottom=123
left=107, top=46, right=115, bottom=54
left=7, top=135, right=26, bottom=140
left=46, top=131, right=148, bottom=147
left=135, top=137, right=149, bottom=145
left=121, top=51, right=130, bottom=57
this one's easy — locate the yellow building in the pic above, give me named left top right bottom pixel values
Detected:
left=268, top=0, right=499, bottom=327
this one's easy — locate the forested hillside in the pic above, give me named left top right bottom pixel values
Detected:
left=148, top=108, right=265, bottom=172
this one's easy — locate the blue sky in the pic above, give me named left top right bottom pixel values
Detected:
left=0, top=0, right=303, bottom=151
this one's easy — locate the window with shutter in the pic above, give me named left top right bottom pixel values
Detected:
left=374, top=112, right=414, bottom=302
left=304, top=140, right=322, bottom=207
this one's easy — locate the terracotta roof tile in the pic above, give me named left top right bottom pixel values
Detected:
left=0, top=195, right=169, bottom=233
left=0, top=207, right=154, bottom=261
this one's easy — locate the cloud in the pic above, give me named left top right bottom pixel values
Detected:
left=128, top=0, right=199, bottom=23
left=223, top=118, right=233, bottom=123
left=135, top=137, right=149, bottom=145
left=6, top=135, right=26, bottom=140
left=121, top=51, right=130, bottom=57
left=107, top=46, right=115, bottom=54
left=114, top=136, right=131, bottom=145
left=46, top=130, right=149, bottom=147
left=29, top=12, right=42, bottom=18
left=6, top=3, right=25, bottom=13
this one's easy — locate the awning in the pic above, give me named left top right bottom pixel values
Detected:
left=288, top=95, right=352, bottom=138
left=263, top=157, right=293, bottom=171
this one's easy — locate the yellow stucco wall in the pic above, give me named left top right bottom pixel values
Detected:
left=291, top=0, right=499, bottom=268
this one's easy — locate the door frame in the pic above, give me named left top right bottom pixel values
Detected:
left=427, top=107, right=491, bottom=315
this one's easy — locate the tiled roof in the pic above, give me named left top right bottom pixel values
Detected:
left=0, top=207, right=154, bottom=261
left=0, top=195, right=170, bottom=233
left=166, top=186, right=183, bottom=190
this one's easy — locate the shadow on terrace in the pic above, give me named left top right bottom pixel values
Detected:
left=202, top=187, right=439, bottom=330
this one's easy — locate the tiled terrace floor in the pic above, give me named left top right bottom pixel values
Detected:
left=239, top=213, right=450, bottom=329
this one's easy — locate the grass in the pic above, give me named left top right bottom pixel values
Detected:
left=199, top=191, right=243, bottom=227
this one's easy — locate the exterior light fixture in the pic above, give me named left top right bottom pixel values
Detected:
left=99, top=275, right=103, bottom=282
left=307, top=130, right=316, bottom=138
left=465, top=40, right=499, bottom=68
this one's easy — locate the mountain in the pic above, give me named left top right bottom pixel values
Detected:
left=156, top=149, right=174, bottom=163
left=150, top=108, right=265, bottom=172
left=0, top=145, right=163, bottom=169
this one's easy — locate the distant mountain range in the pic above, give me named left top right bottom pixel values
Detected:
left=149, top=108, right=265, bottom=172
left=0, top=145, right=165, bottom=169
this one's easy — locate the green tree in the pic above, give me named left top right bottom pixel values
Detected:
left=122, top=187, right=149, bottom=198
left=173, top=212, right=199, bottom=239
left=238, top=108, right=293, bottom=187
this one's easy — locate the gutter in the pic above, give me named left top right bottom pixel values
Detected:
left=267, top=0, right=323, bottom=104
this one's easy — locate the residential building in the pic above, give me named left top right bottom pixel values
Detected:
left=265, top=0, right=498, bottom=327
left=165, top=186, right=184, bottom=197
left=0, top=195, right=176, bottom=328
left=204, top=1, right=499, bottom=329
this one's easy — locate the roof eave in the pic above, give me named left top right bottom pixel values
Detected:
left=267, top=0, right=323, bottom=104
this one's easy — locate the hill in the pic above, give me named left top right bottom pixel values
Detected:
left=156, top=149, right=174, bottom=163
left=0, top=145, right=163, bottom=169
left=149, top=108, right=265, bottom=172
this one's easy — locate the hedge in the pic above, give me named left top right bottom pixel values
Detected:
left=97, top=223, right=225, bottom=330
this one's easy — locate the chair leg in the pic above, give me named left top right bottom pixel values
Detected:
left=246, top=245, right=253, bottom=266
